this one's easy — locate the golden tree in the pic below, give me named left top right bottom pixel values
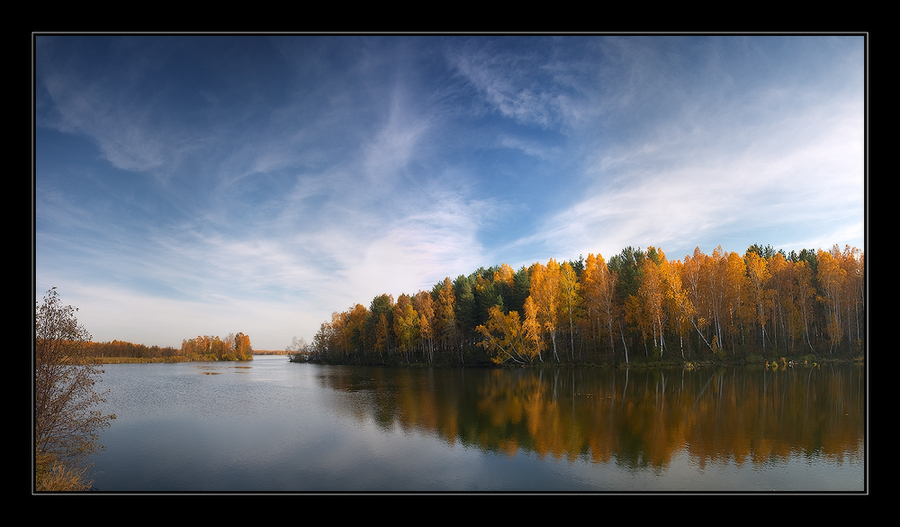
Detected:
left=375, top=313, right=390, bottom=359
left=817, top=248, right=847, bottom=353
left=744, top=250, right=772, bottom=353
left=393, top=294, right=419, bottom=362
left=529, top=259, right=561, bottom=362
left=581, top=254, right=603, bottom=352
left=476, top=301, right=544, bottom=365
left=559, top=261, right=581, bottom=361
left=661, top=258, right=693, bottom=359
left=767, top=252, right=797, bottom=354
left=709, top=248, right=749, bottom=354
left=681, top=248, right=716, bottom=354
left=233, top=332, right=253, bottom=360
left=435, top=277, right=457, bottom=357
left=638, top=248, right=667, bottom=357
left=493, top=263, right=516, bottom=288
left=346, top=303, right=369, bottom=358
left=414, top=291, right=435, bottom=364
left=522, top=296, right=545, bottom=363
left=583, top=253, right=621, bottom=360
left=843, top=246, right=865, bottom=351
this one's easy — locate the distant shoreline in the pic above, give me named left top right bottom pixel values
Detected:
left=95, top=352, right=289, bottom=364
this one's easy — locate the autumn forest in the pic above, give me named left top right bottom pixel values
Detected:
left=86, top=332, right=254, bottom=362
left=302, top=244, right=865, bottom=367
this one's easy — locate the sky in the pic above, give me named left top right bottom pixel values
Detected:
left=33, top=34, right=866, bottom=350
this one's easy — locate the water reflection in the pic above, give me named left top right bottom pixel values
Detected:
left=318, top=364, right=864, bottom=471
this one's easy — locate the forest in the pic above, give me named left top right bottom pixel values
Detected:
left=87, top=332, right=254, bottom=362
left=300, top=244, right=865, bottom=367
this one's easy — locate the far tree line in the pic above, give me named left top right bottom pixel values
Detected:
left=299, top=243, right=865, bottom=366
left=85, top=332, right=254, bottom=362
left=34, top=286, right=254, bottom=491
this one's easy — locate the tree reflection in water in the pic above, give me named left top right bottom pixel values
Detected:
left=320, top=363, right=865, bottom=471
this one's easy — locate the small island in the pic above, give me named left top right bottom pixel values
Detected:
left=87, top=332, right=255, bottom=363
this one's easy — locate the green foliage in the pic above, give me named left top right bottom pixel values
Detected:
left=306, top=242, right=864, bottom=367
left=609, top=246, right=646, bottom=301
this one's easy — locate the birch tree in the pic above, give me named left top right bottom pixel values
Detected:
left=476, top=304, right=544, bottom=365
left=744, top=250, right=772, bottom=353
left=638, top=248, right=667, bottom=358
left=559, top=261, right=581, bottom=361
left=414, top=290, right=435, bottom=364
left=529, top=259, right=561, bottom=362
left=817, top=248, right=846, bottom=353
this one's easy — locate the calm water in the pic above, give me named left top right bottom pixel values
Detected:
left=89, top=355, right=865, bottom=493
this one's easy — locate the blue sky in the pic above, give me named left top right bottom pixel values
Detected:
left=34, top=34, right=866, bottom=350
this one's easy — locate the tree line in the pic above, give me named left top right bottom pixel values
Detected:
left=85, top=332, right=254, bottom=362
left=34, top=285, right=255, bottom=491
left=301, top=243, right=864, bottom=366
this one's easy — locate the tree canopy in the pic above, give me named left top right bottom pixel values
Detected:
left=304, top=244, right=865, bottom=366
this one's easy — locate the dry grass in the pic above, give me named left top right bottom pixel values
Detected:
left=35, top=452, right=92, bottom=492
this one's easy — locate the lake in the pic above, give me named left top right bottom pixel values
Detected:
left=89, top=355, right=865, bottom=493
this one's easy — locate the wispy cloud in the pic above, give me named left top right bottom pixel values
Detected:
left=35, top=35, right=865, bottom=349
left=514, top=39, right=864, bottom=261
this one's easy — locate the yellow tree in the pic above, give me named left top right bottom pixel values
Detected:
left=393, top=294, right=419, bottom=363
left=435, top=277, right=457, bottom=359
left=662, top=258, right=694, bottom=359
left=559, top=261, right=581, bottom=361
left=704, top=247, right=728, bottom=352
left=233, top=332, right=253, bottom=361
left=476, top=301, right=544, bottom=365
left=836, top=245, right=864, bottom=352
left=682, top=248, right=716, bottom=355
left=817, top=247, right=847, bottom=353
left=198, top=335, right=212, bottom=357
left=493, top=262, right=519, bottom=314
left=744, top=250, right=772, bottom=353
left=414, top=290, right=435, bottom=364
left=638, top=248, right=667, bottom=358
left=529, top=259, right=561, bottom=362
left=521, top=296, right=544, bottom=363
left=375, top=313, right=390, bottom=360
left=477, top=306, right=526, bottom=364
left=582, top=253, right=619, bottom=357
left=794, top=259, right=817, bottom=352
left=581, top=254, right=602, bottom=348
left=624, top=293, right=650, bottom=357
left=723, top=250, right=749, bottom=353
left=330, top=311, right=351, bottom=361
left=347, top=304, right=369, bottom=359
left=493, top=263, right=516, bottom=288
left=209, top=335, right=225, bottom=359
left=767, top=252, right=797, bottom=354
left=849, top=247, right=865, bottom=351
left=701, top=246, right=748, bottom=353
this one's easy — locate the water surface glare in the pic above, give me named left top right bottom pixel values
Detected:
left=90, top=355, right=865, bottom=492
